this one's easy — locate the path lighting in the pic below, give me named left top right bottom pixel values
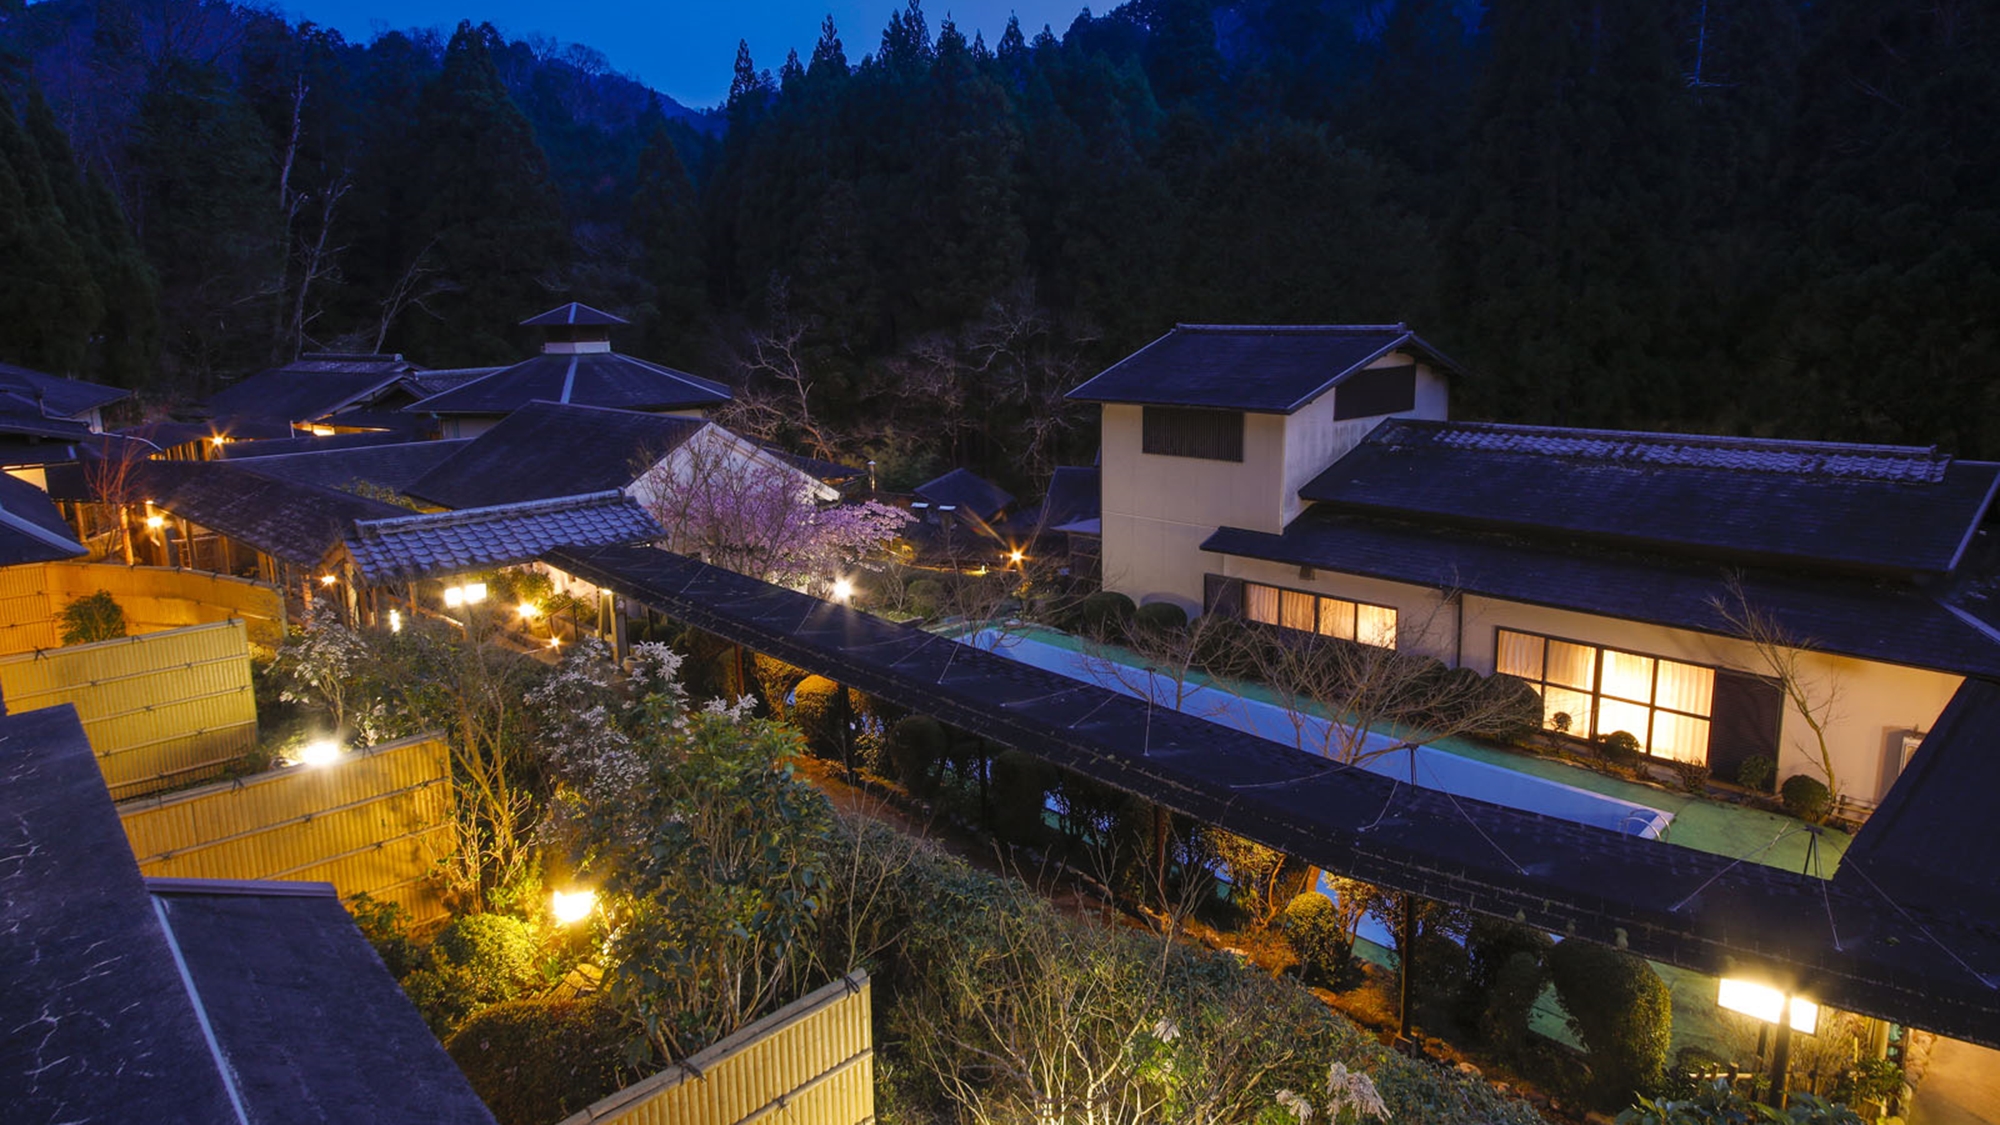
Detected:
left=388, top=608, right=402, bottom=633
left=548, top=636, right=561, bottom=650
left=1007, top=547, right=1026, bottom=566
left=442, top=582, right=487, bottom=608
left=1718, top=978, right=1818, bottom=1034
left=551, top=889, right=596, bottom=925
left=297, top=739, right=342, bottom=767
left=830, top=577, right=855, bottom=603
left=517, top=602, right=541, bottom=619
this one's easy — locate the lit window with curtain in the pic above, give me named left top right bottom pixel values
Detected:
left=1240, top=581, right=1397, bottom=650
left=1495, top=628, right=1716, bottom=762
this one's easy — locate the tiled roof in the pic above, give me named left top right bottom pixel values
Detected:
left=915, top=467, right=1015, bottom=521
left=1065, top=323, right=1466, bottom=413
left=1201, top=509, right=2000, bottom=679
left=197, top=353, right=418, bottom=424
left=401, top=367, right=503, bottom=398
left=407, top=400, right=706, bottom=510
left=231, top=438, right=471, bottom=495
left=520, top=301, right=628, bottom=327
left=406, top=351, right=729, bottom=416
left=136, top=460, right=408, bottom=567
left=0, top=471, right=85, bottom=565
left=211, top=430, right=417, bottom=458
left=0, top=705, right=496, bottom=1125
left=0, top=361, right=129, bottom=418
left=0, top=389, right=95, bottom=441
left=344, top=490, right=661, bottom=583
left=1300, top=419, right=2000, bottom=577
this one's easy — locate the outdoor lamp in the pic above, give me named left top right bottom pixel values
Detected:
left=145, top=514, right=165, bottom=530
left=297, top=739, right=342, bottom=767
left=1008, top=547, right=1026, bottom=565
left=319, top=573, right=337, bottom=587
left=388, top=608, right=403, bottom=633
left=551, top=889, right=596, bottom=925
left=517, top=602, right=541, bottom=619
left=1718, top=977, right=1818, bottom=1034
left=830, top=577, right=855, bottom=603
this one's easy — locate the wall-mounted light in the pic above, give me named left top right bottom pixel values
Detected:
left=145, top=514, right=165, bottom=530
left=319, top=573, right=337, bottom=587
left=442, top=581, right=487, bottom=608
left=550, top=889, right=597, bottom=925
left=1717, top=978, right=1818, bottom=1034
left=296, top=739, right=342, bottom=767
left=517, top=602, right=541, bottom=619
left=1008, top=548, right=1026, bottom=566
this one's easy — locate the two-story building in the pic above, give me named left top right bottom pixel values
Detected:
left=1068, top=324, right=2000, bottom=809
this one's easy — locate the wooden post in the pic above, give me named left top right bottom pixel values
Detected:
left=1769, top=995, right=1794, bottom=1107
left=1397, top=892, right=1418, bottom=1048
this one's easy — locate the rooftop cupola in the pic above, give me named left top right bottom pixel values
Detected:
left=522, top=302, right=628, bottom=355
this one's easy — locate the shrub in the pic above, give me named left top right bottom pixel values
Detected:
left=1599, top=730, right=1643, bottom=769
left=401, top=913, right=545, bottom=1036
left=1781, top=774, right=1834, bottom=822
left=1074, top=590, right=1136, bottom=636
left=885, top=715, right=949, bottom=796
left=1133, top=601, right=1188, bottom=633
left=1736, top=754, right=1776, bottom=793
left=989, top=749, right=1053, bottom=843
left=1548, top=938, right=1672, bottom=1107
left=445, top=996, right=631, bottom=1125
left=1621, top=1079, right=1865, bottom=1125
left=1668, top=759, right=1710, bottom=793
left=907, top=577, right=946, bottom=619
left=346, top=892, right=421, bottom=979
left=790, top=675, right=845, bottom=758
left=1462, top=918, right=1552, bottom=1051
left=750, top=654, right=808, bottom=716
left=1482, top=951, right=1549, bottom=1060
left=1282, top=892, right=1351, bottom=986
left=60, top=590, right=126, bottom=645
left=1473, top=674, right=1547, bottom=743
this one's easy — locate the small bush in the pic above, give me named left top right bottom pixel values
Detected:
left=346, top=892, right=421, bottom=979
left=1472, top=674, right=1545, bottom=743
left=1736, top=753, right=1776, bottom=792
left=1548, top=938, right=1672, bottom=1107
left=1133, top=601, right=1188, bottom=633
left=1599, top=730, right=1643, bottom=768
left=907, top=577, right=946, bottom=619
left=790, top=675, right=845, bottom=758
left=1482, top=950, right=1549, bottom=1060
left=60, top=590, right=126, bottom=645
left=1462, top=917, right=1552, bottom=1045
left=1282, top=892, right=1351, bottom=986
left=1074, top=590, right=1136, bottom=636
left=750, top=654, right=808, bottom=716
left=1781, top=773, right=1834, bottom=822
left=1669, top=759, right=1710, bottom=793
left=445, top=996, right=631, bottom=1125
left=401, top=913, right=545, bottom=1036
left=885, top=715, right=949, bottom=796
left=989, top=749, right=1053, bottom=843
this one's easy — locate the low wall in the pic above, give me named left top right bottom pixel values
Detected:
left=0, top=619, right=258, bottom=799
left=557, top=971, right=873, bottom=1125
left=0, top=561, right=285, bottom=654
left=117, top=731, right=454, bottom=923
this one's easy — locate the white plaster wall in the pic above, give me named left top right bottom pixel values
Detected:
left=1216, top=555, right=1962, bottom=802
left=1279, top=356, right=1451, bottom=527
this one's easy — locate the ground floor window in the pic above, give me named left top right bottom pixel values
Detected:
left=1495, top=628, right=1714, bottom=762
left=1243, top=581, right=1397, bottom=648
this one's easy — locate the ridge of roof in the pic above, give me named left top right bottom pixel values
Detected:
left=520, top=302, right=628, bottom=327
left=353, top=489, right=631, bottom=532
left=1173, top=322, right=1411, bottom=333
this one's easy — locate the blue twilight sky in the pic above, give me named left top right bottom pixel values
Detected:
left=280, top=0, right=1095, bottom=108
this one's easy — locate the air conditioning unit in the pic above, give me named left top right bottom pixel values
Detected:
left=1900, top=730, right=1926, bottom=771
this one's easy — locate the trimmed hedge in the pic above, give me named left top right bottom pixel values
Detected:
left=1781, top=773, right=1833, bottom=821
left=444, top=996, right=631, bottom=1125
left=907, top=578, right=946, bottom=619
left=886, top=715, right=949, bottom=795
left=401, top=913, right=545, bottom=1036
left=790, top=675, right=845, bottom=758
left=990, top=749, right=1054, bottom=843
left=1548, top=938, right=1672, bottom=1107
left=1133, top=601, right=1188, bottom=633
left=1075, top=591, right=1136, bottom=635
left=1282, top=892, right=1351, bottom=986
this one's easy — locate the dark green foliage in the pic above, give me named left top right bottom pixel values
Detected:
left=1781, top=774, right=1834, bottom=822
left=749, top=653, right=808, bottom=715
left=788, top=674, right=844, bottom=758
left=1463, top=919, right=1552, bottom=1057
left=1074, top=590, right=1136, bottom=636
left=1132, top=600, right=1187, bottom=633
left=1669, top=759, right=1710, bottom=794
left=0, top=93, right=99, bottom=376
left=1548, top=938, right=1673, bottom=1107
left=1621, top=1079, right=1865, bottom=1125
left=59, top=590, right=125, bottom=645
left=444, top=997, right=632, bottom=1125
left=1737, top=754, right=1777, bottom=793
left=989, top=749, right=1053, bottom=843
left=906, top=578, right=946, bottom=619
left=402, top=912, right=545, bottom=1036
left=345, top=892, right=421, bottom=980
left=1599, top=730, right=1644, bottom=769
left=885, top=714, right=948, bottom=795
left=629, top=100, right=706, bottom=367
left=1281, top=892, right=1350, bottom=986
left=1472, top=674, right=1545, bottom=744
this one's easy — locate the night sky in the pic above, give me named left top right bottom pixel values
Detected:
left=279, top=0, right=1094, bottom=107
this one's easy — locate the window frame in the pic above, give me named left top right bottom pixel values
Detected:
left=1140, top=405, right=1246, bottom=462
left=1495, top=627, right=1716, bottom=762
left=1242, top=580, right=1398, bottom=650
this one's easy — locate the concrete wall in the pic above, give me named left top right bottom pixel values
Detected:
left=1098, top=353, right=1447, bottom=614
left=1215, top=553, right=1962, bottom=803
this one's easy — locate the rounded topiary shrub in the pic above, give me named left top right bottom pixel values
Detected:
left=1074, top=591, right=1136, bottom=636
left=907, top=578, right=946, bottom=619
left=1133, top=601, right=1189, bottom=634
left=789, top=675, right=845, bottom=758
left=445, top=996, right=631, bottom=1125
left=1281, top=892, right=1351, bottom=987
left=1598, top=730, right=1643, bottom=768
left=1736, top=753, right=1776, bottom=793
left=1781, top=773, right=1834, bottom=822
left=989, top=749, right=1054, bottom=843
left=750, top=654, right=808, bottom=717
left=1473, top=673, right=1546, bottom=744
left=1548, top=937, right=1672, bottom=1107
left=885, top=715, right=949, bottom=796
left=402, top=913, right=544, bottom=1036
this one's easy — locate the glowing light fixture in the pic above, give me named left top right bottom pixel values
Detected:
left=319, top=573, right=337, bottom=587
left=517, top=602, right=541, bottom=619
left=548, top=636, right=561, bottom=650
left=297, top=739, right=342, bottom=767
left=1008, top=548, right=1026, bottom=565
left=388, top=608, right=403, bottom=633
left=442, top=581, right=486, bottom=608
left=209, top=435, right=228, bottom=448
left=830, top=578, right=854, bottom=603
left=144, top=514, right=165, bottom=530
left=1718, top=978, right=1818, bottom=1034
left=551, top=889, right=596, bottom=925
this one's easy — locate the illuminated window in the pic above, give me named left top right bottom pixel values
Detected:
left=1243, top=581, right=1397, bottom=649
left=1496, top=628, right=1715, bottom=762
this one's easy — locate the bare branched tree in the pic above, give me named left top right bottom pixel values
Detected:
left=373, top=239, right=454, bottom=352
left=721, top=282, right=847, bottom=461
left=81, top=435, right=151, bottom=564
left=1711, top=574, right=1844, bottom=803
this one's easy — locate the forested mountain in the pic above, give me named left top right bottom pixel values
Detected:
left=2, top=0, right=1996, bottom=491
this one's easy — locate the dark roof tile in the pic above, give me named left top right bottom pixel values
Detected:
left=0, top=361, right=130, bottom=418
left=1066, top=324, right=1465, bottom=413
left=407, top=401, right=705, bottom=509
left=231, top=439, right=471, bottom=494
left=520, top=302, right=628, bottom=327
left=914, top=468, right=1014, bottom=521
left=0, top=471, right=85, bottom=564
left=197, top=354, right=418, bottom=424
left=137, top=460, right=407, bottom=566
left=407, top=352, right=728, bottom=416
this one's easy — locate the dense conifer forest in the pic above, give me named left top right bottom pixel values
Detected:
left=0, top=0, right=1995, bottom=488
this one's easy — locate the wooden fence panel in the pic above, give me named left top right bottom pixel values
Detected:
left=0, top=619, right=257, bottom=799
left=558, top=972, right=874, bottom=1125
left=0, top=563, right=58, bottom=652
left=118, top=732, right=453, bottom=924
left=0, top=562, right=287, bottom=656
